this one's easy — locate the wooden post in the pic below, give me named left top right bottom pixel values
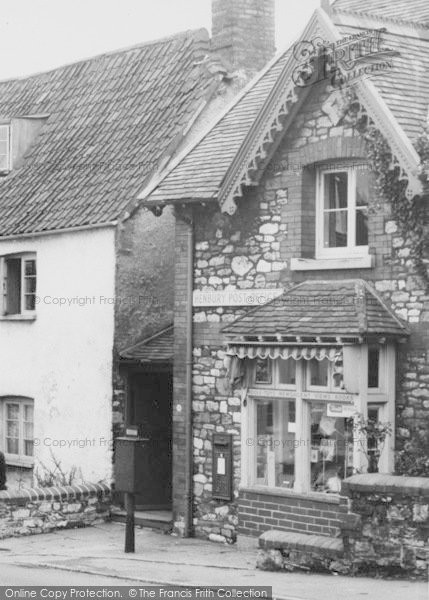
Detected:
left=124, top=492, right=135, bottom=553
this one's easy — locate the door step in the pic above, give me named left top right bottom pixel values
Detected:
left=257, top=529, right=344, bottom=573
left=111, top=508, right=173, bottom=533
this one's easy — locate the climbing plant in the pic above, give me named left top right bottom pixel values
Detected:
left=344, top=95, right=429, bottom=290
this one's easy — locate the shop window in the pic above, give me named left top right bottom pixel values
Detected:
left=255, top=398, right=295, bottom=488
left=368, top=347, right=380, bottom=388
left=310, top=401, right=354, bottom=493
left=316, top=167, right=369, bottom=258
left=245, top=347, right=394, bottom=494
left=308, top=358, right=329, bottom=388
left=254, top=358, right=272, bottom=384
left=278, top=359, right=296, bottom=386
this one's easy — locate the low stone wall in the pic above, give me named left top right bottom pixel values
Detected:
left=340, top=474, right=429, bottom=578
left=257, top=474, right=429, bottom=579
left=0, top=483, right=111, bottom=539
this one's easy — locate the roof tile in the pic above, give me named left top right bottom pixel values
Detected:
left=0, top=30, right=214, bottom=235
left=222, top=280, right=409, bottom=339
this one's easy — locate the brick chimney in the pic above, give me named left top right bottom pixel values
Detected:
left=211, top=0, right=276, bottom=75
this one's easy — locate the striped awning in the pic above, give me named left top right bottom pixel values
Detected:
left=227, top=345, right=340, bottom=361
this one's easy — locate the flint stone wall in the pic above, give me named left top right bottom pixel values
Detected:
left=0, top=482, right=111, bottom=539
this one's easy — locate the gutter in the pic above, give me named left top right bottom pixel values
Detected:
left=184, top=211, right=194, bottom=537
left=0, top=221, right=118, bottom=241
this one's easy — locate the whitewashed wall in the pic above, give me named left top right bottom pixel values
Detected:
left=0, top=226, right=116, bottom=485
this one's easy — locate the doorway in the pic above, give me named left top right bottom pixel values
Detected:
left=127, top=370, right=172, bottom=509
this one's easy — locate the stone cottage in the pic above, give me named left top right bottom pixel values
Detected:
left=140, top=0, right=429, bottom=554
left=0, top=0, right=275, bottom=494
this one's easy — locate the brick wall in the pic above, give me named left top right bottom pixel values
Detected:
left=239, top=490, right=347, bottom=538
left=211, top=0, right=275, bottom=74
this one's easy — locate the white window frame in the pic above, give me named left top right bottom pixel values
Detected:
left=0, top=124, right=11, bottom=173
left=242, top=346, right=396, bottom=495
left=0, top=397, right=34, bottom=467
left=306, top=358, right=336, bottom=392
left=0, top=253, right=37, bottom=318
left=316, top=166, right=369, bottom=259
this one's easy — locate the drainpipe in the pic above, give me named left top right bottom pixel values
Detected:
left=184, top=209, right=194, bottom=538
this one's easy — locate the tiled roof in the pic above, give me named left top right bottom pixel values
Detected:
left=0, top=30, right=215, bottom=235
left=120, top=325, right=173, bottom=363
left=335, top=21, right=429, bottom=142
left=145, top=8, right=429, bottom=205
left=332, top=0, right=429, bottom=25
left=222, top=280, right=409, bottom=340
left=146, top=49, right=290, bottom=203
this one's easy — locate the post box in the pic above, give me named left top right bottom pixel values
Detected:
left=212, top=433, right=233, bottom=501
left=115, top=436, right=147, bottom=494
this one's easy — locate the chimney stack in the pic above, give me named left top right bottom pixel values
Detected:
left=211, top=0, right=276, bottom=75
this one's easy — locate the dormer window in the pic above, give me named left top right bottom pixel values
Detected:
left=0, top=125, right=10, bottom=173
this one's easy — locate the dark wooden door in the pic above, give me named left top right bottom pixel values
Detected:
left=129, top=371, right=172, bottom=509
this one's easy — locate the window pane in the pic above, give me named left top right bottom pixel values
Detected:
left=324, top=211, right=347, bottom=248
left=24, top=260, right=36, bottom=276
left=24, top=404, right=34, bottom=422
left=310, top=401, right=354, bottom=493
left=24, top=277, right=36, bottom=294
left=323, top=172, right=348, bottom=210
left=356, top=169, right=370, bottom=206
left=7, top=438, right=19, bottom=454
left=0, top=155, right=7, bottom=170
left=24, top=295, right=36, bottom=311
left=24, top=440, right=34, bottom=457
left=255, top=358, right=272, bottom=384
left=368, top=347, right=380, bottom=388
left=6, top=420, right=19, bottom=438
left=24, top=420, right=33, bottom=439
left=278, top=359, right=296, bottom=385
left=0, top=126, right=7, bottom=141
left=356, top=208, right=368, bottom=246
left=309, top=359, right=329, bottom=387
left=5, top=258, right=21, bottom=315
left=7, top=403, right=19, bottom=420
left=0, top=141, right=7, bottom=154
left=255, top=399, right=295, bottom=488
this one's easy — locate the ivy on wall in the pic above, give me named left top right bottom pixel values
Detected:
left=344, top=96, right=429, bottom=289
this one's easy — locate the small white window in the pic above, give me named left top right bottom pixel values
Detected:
left=316, top=167, right=369, bottom=258
left=1, top=254, right=37, bottom=316
left=0, top=125, right=10, bottom=172
left=1, top=397, right=34, bottom=465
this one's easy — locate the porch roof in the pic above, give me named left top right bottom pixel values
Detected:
left=222, top=280, right=409, bottom=342
left=120, top=325, right=173, bottom=363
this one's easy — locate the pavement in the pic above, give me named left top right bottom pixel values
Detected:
left=0, top=522, right=427, bottom=600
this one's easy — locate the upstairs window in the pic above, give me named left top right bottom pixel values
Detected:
left=1, top=254, right=37, bottom=316
left=316, top=167, right=369, bottom=258
left=0, top=125, right=10, bottom=173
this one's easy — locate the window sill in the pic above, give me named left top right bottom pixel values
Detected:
left=239, top=484, right=341, bottom=504
left=0, top=314, right=36, bottom=322
left=5, top=456, right=34, bottom=469
left=291, top=255, right=374, bottom=271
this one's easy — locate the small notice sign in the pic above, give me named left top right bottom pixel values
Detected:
left=193, top=288, right=283, bottom=307
left=327, top=403, right=356, bottom=418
